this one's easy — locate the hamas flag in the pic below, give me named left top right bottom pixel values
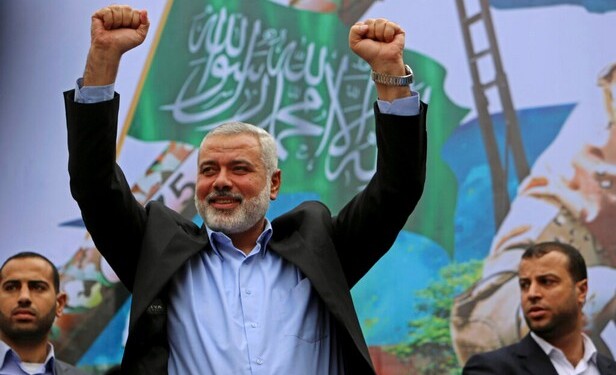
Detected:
left=126, top=0, right=468, bottom=254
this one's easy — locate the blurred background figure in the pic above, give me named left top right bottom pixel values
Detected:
left=0, top=252, right=89, bottom=374
left=452, top=62, right=616, bottom=364
left=462, top=242, right=616, bottom=374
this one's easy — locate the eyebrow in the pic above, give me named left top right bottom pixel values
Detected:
left=28, top=280, right=50, bottom=286
left=199, top=159, right=256, bottom=168
left=2, top=279, right=50, bottom=287
left=519, top=272, right=560, bottom=281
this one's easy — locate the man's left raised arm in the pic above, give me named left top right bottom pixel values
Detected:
left=334, top=18, right=427, bottom=285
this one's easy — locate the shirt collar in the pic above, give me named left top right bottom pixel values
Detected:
left=0, top=339, right=56, bottom=374
left=206, top=219, right=273, bottom=259
left=581, top=333, right=598, bottom=363
left=530, top=331, right=598, bottom=364
left=0, top=340, right=10, bottom=368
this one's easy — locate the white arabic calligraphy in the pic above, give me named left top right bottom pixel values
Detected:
left=161, top=5, right=378, bottom=185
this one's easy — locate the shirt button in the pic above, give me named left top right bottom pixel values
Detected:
left=251, top=322, right=258, bottom=328
left=245, top=289, right=252, bottom=295
left=256, top=358, right=264, bottom=365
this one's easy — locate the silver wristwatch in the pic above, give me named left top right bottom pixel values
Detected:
left=371, top=64, right=414, bottom=86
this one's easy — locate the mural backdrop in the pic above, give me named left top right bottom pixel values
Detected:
left=1, top=0, right=615, bottom=373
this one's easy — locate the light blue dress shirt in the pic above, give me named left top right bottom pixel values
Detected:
left=0, top=340, right=55, bottom=375
left=167, top=221, right=344, bottom=374
left=74, top=79, right=420, bottom=374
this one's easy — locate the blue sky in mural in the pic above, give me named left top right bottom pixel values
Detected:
left=352, top=230, right=449, bottom=345
left=78, top=298, right=130, bottom=367
left=443, top=104, right=574, bottom=262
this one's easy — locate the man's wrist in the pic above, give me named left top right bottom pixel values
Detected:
left=83, top=46, right=121, bottom=86
left=371, top=64, right=414, bottom=86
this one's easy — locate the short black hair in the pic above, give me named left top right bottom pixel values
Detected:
left=521, top=241, right=587, bottom=282
left=0, top=252, right=60, bottom=293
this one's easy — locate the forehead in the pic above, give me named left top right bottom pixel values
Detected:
left=1, top=257, right=54, bottom=283
left=199, top=133, right=263, bottom=161
left=518, top=251, right=570, bottom=277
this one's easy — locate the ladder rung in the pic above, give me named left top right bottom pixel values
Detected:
left=464, top=12, right=482, bottom=26
left=481, top=80, right=497, bottom=90
left=471, top=48, right=492, bottom=62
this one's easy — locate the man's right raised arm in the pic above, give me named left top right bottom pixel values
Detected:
left=84, top=5, right=149, bottom=87
left=65, top=5, right=150, bottom=289
left=73, top=5, right=149, bottom=103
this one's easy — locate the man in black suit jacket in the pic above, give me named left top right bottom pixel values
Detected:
left=65, top=5, right=426, bottom=374
left=0, top=252, right=88, bottom=375
left=463, top=242, right=616, bottom=375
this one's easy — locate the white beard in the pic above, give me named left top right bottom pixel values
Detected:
left=195, top=180, right=271, bottom=234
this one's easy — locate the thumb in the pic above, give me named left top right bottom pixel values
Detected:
left=136, top=10, right=150, bottom=39
left=348, top=22, right=369, bottom=49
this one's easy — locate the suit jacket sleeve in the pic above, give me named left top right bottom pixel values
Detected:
left=65, top=90, right=146, bottom=291
left=332, top=101, right=427, bottom=286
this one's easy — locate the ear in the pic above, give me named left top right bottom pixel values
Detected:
left=576, top=279, right=588, bottom=307
left=270, top=169, right=282, bottom=200
left=55, top=292, right=67, bottom=318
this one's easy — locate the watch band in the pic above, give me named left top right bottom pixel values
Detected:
left=371, top=64, right=414, bottom=86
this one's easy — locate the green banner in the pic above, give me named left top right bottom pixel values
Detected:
left=128, top=0, right=468, bottom=253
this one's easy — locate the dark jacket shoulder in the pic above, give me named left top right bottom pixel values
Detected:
left=55, top=359, right=90, bottom=375
left=462, top=335, right=557, bottom=375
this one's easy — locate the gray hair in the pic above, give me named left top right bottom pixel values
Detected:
left=201, top=122, right=278, bottom=175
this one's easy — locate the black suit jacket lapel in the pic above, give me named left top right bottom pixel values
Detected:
left=269, top=230, right=370, bottom=364
left=269, top=231, right=356, bottom=324
left=597, top=353, right=616, bottom=375
left=130, top=207, right=209, bottom=331
left=515, top=335, right=559, bottom=375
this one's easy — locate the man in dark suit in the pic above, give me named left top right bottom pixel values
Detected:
left=0, top=252, right=88, bottom=375
left=65, top=4, right=426, bottom=374
left=463, top=241, right=616, bottom=375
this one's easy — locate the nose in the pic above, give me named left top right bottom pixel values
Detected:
left=213, top=169, right=232, bottom=191
left=526, top=282, right=541, bottom=301
left=18, top=286, right=32, bottom=306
